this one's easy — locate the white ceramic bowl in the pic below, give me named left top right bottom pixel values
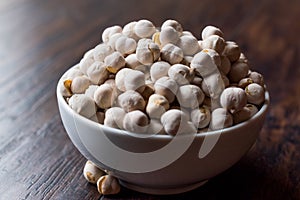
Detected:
left=57, top=66, right=270, bottom=195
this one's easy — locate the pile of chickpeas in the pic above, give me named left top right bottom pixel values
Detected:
left=60, top=19, right=266, bottom=195
left=60, top=19, right=266, bottom=136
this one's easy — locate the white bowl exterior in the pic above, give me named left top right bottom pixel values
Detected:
left=57, top=67, right=269, bottom=192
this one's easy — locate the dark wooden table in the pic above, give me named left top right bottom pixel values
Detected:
left=1, top=0, right=299, bottom=199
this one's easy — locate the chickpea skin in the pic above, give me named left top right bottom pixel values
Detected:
left=210, top=108, right=233, bottom=130
left=69, top=94, right=96, bottom=119
left=83, top=160, right=105, bottom=184
left=232, top=104, right=258, bottom=124
left=227, top=61, right=249, bottom=83
left=146, top=94, right=170, bottom=119
left=220, top=87, right=248, bottom=113
left=136, top=38, right=160, bottom=65
left=123, top=110, right=149, bottom=133
left=160, top=43, right=184, bottom=65
left=201, top=25, right=224, bottom=40
left=191, top=106, right=211, bottom=129
left=150, top=61, right=171, bottom=82
left=245, top=83, right=265, bottom=105
left=223, top=41, right=241, bottom=62
left=117, top=90, right=146, bottom=112
left=97, top=175, right=121, bottom=195
left=104, top=107, right=126, bottom=129
left=104, top=51, right=126, bottom=74
left=70, top=76, right=90, bottom=94
left=94, top=84, right=114, bottom=109
left=176, top=84, right=205, bottom=109
left=154, top=76, right=178, bottom=103
left=161, top=109, right=189, bottom=135
left=168, top=64, right=194, bottom=85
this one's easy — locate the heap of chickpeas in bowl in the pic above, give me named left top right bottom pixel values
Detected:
left=59, top=19, right=267, bottom=195
left=59, top=19, right=266, bottom=136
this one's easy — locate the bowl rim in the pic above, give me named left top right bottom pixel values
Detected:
left=56, top=66, right=270, bottom=141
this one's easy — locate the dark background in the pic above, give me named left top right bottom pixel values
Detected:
left=0, top=0, right=299, bottom=199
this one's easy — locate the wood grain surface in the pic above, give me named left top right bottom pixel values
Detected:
left=0, top=0, right=299, bottom=199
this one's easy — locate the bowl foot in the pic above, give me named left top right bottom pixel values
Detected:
left=119, top=179, right=208, bottom=195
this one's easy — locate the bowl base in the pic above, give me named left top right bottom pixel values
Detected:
left=119, top=179, right=208, bottom=195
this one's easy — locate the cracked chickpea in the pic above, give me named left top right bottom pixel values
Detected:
left=201, top=35, right=225, bottom=54
left=104, top=51, right=126, bottom=73
left=168, top=64, right=194, bottom=85
left=83, top=160, right=105, bottom=184
left=191, top=106, right=211, bottom=129
left=232, top=104, right=258, bottom=124
left=115, top=68, right=145, bottom=93
left=191, top=51, right=218, bottom=77
left=248, top=71, right=264, bottom=86
left=202, top=48, right=221, bottom=67
left=238, top=77, right=253, bottom=89
left=97, top=175, right=121, bottom=195
left=201, top=72, right=225, bottom=99
left=161, top=19, right=183, bottom=34
left=87, top=61, right=109, bottom=85
left=176, top=84, right=205, bottom=109
left=160, top=43, right=184, bottom=64
left=152, top=31, right=161, bottom=46
left=146, top=94, right=170, bottom=119
left=201, top=25, right=224, bottom=40
left=182, top=55, right=193, bottom=66
left=60, top=79, right=72, bottom=97
left=136, top=38, right=160, bottom=65
left=141, top=83, right=155, bottom=101
left=220, top=87, right=247, bottom=113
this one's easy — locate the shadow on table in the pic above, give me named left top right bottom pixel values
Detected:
left=100, top=154, right=298, bottom=200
